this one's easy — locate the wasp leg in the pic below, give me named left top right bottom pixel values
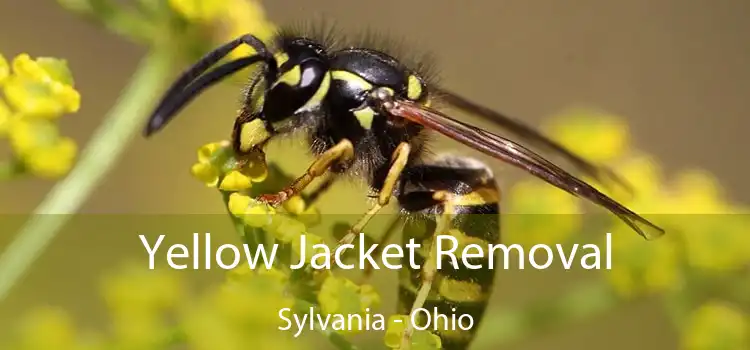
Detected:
left=397, top=155, right=501, bottom=350
left=400, top=193, right=454, bottom=350
left=360, top=216, right=403, bottom=283
left=335, top=142, right=411, bottom=247
left=257, top=139, right=354, bottom=206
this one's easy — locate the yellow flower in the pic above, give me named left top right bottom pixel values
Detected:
left=666, top=169, right=729, bottom=214
left=23, top=136, right=77, bottom=178
left=604, top=229, right=681, bottom=298
left=4, top=54, right=80, bottom=118
left=504, top=179, right=582, bottom=247
left=683, top=301, right=748, bottom=350
left=7, top=118, right=78, bottom=178
left=191, top=162, right=220, bottom=186
left=227, top=192, right=275, bottom=227
left=12, top=54, right=75, bottom=85
left=168, top=0, right=227, bottom=23
left=283, top=195, right=307, bottom=215
left=655, top=170, right=750, bottom=271
left=220, top=0, right=277, bottom=60
left=545, top=108, right=631, bottom=163
left=182, top=271, right=298, bottom=350
left=16, top=307, right=77, bottom=350
left=384, top=315, right=442, bottom=350
left=606, top=153, right=664, bottom=206
left=318, top=275, right=381, bottom=335
left=219, top=170, right=253, bottom=191
left=191, top=141, right=269, bottom=188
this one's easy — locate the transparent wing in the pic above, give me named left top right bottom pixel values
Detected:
left=383, top=97, right=665, bottom=240
left=435, top=88, right=633, bottom=195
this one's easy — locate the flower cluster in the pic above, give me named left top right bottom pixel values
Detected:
left=683, top=301, right=748, bottom=350
left=537, top=108, right=750, bottom=349
left=189, top=140, right=441, bottom=348
left=0, top=53, right=80, bottom=179
left=5, top=264, right=307, bottom=350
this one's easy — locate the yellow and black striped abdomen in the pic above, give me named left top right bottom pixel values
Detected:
left=396, top=156, right=501, bottom=350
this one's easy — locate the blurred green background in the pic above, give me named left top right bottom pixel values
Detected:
left=0, top=0, right=749, bottom=349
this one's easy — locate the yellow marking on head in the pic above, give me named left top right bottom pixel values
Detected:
left=353, top=107, right=376, bottom=129
left=274, top=52, right=290, bottom=66
left=437, top=278, right=487, bottom=303
left=407, top=75, right=423, bottom=100
left=331, top=70, right=373, bottom=90
left=452, top=187, right=500, bottom=206
left=239, top=119, right=270, bottom=152
left=275, top=65, right=301, bottom=87
left=299, top=73, right=331, bottom=111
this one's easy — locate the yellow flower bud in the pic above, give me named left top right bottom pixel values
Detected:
left=168, top=0, right=227, bottom=23
left=3, top=75, right=80, bottom=118
left=219, top=170, right=252, bottom=191
left=12, top=54, right=51, bottom=81
left=197, top=141, right=226, bottom=163
left=8, top=118, right=59, bottom=155
left=24, top=137, right=77, bottom=178
left=4, top=54, right=80, bottom=118
left=282, top=195, right=306, bottom=215
left=222, top=0, right=277, bottom=60
left=190, top=162, right=219, bottom=187
left=227, top=193, right=252, bottom=217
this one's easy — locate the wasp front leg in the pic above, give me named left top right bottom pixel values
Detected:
left=255, top=139, right=355, bottom=206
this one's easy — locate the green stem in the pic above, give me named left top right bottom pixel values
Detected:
left=0, top=50, right=173, bottom=302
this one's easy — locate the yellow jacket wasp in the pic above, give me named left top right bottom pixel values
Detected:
left=144, top=25, right=665, bottom=350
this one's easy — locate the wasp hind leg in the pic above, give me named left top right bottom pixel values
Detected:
left=397, top=155, right=501, bottom=350
left=256, top=139, right=355, bottom=206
